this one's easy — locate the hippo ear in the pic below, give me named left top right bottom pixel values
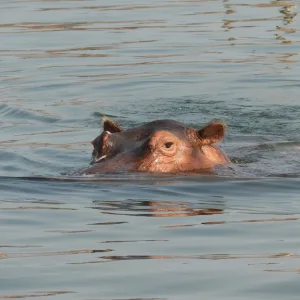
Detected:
left=102, top=116, right=123, bottom=133
left=197, top=122, right=226, bottom=145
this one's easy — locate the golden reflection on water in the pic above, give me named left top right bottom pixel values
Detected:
left=275, top=0, right=297, bottom=43
left=91, top=199, right=224, bottom=217
left=223, top=0, right=297, bottom=44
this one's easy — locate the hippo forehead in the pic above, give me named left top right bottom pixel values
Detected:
left=117, top=119, right=189, bottom=141
left=92, top=119, right=191, bottom=159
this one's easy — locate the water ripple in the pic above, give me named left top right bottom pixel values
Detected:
left=1, top=0, right=300, bottom=299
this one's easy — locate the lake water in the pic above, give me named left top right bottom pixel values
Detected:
left=1, top=0, right=300, bottom=299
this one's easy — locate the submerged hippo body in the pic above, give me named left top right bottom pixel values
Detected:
left=83, top=117, right=229, bottom=174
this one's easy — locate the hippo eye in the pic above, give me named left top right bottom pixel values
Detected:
left=164, top=142, right=174, bottom=149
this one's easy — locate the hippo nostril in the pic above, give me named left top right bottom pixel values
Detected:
left=164, top=142, right=174, bottom=149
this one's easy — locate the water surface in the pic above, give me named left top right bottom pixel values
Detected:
left=1, top=0, right=300, bottom=299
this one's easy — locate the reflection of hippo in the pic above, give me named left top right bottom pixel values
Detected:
left=84, top=117, right=229, bottom=174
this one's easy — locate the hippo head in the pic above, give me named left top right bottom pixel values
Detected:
left=87, top=117, right=229, bottom=174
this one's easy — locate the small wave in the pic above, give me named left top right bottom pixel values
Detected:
left=0, top=104, right=59, bottom=124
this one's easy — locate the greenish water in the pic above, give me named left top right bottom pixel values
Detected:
left=1, top=0, right=300, bottom=299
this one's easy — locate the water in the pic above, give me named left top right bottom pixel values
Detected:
left=1, top=0, right=300, bottom=299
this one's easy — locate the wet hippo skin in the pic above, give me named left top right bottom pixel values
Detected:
left=82, top=117, right=229, bottom=174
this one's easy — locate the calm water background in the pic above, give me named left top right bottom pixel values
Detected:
left=1, top=0, right=300, bottom=299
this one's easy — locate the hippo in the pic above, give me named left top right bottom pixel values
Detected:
left=82, top=117, right=229, bottom=174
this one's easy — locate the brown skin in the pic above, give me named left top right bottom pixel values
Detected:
left=84, top=117, right=229, bottom=174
